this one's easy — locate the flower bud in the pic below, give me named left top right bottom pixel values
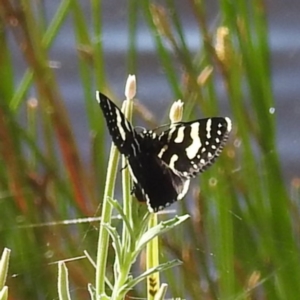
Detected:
left=169, top=100, right=184, bottom=123
left=125, top=74, right=136, bottom=100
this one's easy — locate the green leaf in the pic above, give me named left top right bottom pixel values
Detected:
left=136, top=215, right=190, bottom=254
left=0, top=248, right=10, bottom=291
left=102, top=223, right=123, bottom=275
left=106, top=197, right=135, bottom=243
left=57, top=262, right=71, bottom=300
left=0, top=286, right=8, bottom=300
left=123, top=259, right=182, bottom=292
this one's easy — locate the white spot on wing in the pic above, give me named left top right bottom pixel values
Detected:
left=145, top=193, right=154, bottom=213
left=177, top=179, right=190, bottom=200
left=124, top=119, right=132, bottom=133
left=131, top=144, right=136, bottom=156
left=96, top=92, right=101, bottom=103
left=174, top=126, right=185, bottom=143
left=115, top=109, right=126, bottom=141
left=106, top=98, right=112, bottom=110
left=225, top=117, right=232, bottom=132
left=167, top=126, right=177, bottom=141
left=206, top=119, right=212, bottom=138
left=169, top=154, right=179, bottom=170
left=158, top=202, right=171, bottom=211
left=158, top=145, right=168, bottom=158
left=185, top=123, right=201, bottom=159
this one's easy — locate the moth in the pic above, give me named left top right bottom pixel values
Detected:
left=96, top=92, right=231, bottom=212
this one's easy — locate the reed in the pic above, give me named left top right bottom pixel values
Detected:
left=0, top=0, right=298, bottom=299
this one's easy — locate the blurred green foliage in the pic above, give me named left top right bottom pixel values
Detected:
left=0, top=0, right=299, bottom=299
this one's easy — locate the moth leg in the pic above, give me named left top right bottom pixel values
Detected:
left=130, top=184, right=136, bottom=195
left=120, top=163, right=128, bottom=172
left=131, top=183, right=146, bottom=203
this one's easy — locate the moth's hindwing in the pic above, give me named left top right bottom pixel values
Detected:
left=128, top=153, right=190, bottom=212
left=156, top=118, right=232, bottom=178
left=96, top=92, right=140, bottom=157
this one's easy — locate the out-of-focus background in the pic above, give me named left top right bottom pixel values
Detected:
left=10, top=0, right=300, bottom=180
left=0, top=0, right=300, bottom=299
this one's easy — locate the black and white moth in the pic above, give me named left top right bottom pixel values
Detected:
left=96, top=92, right=232, bottom=213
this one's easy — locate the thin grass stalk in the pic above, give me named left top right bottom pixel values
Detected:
left=109, top=77, right=137, bottom=300
left=214, top=177, right=235, bottom=297
left=249, top=12, right=300, bottom=291
left=70, top=0, right=101, bottom=204
left=216, top=33, right=266, bottom=300
left=0, top=287, right=8, bottom=300
left=159, top=100, right=186, bottom=297
left=217, top=30, right=268, bottom=234
left=3, top=117, right=73, bottom=203
left=26, top=98, right=38, bottom=170
left=121, top=76, right=136, bottom=249
left=159, top=2, right=201, bottom=96
left=0, top=24, right=14, bottom=102
left=90, top=0, right=109, bottom=197
left=57, top=262, right=71, bottom=300
left=142, top=1, right=183, bottom=99
left=217, top=0, right=300, bottom=297
left=187, top=197, right=218, bottom=299
left=95, top=134, right=120, bottom=298
left=10, top=0, right=72, bottom=110
left=0, top=248, right=10, bottom=292
left=71, top=0, right=94, bottom=126
left=127, top=0, right=138, bottom=73
left=237, top=2, right=300, bottom=296
left=95, top=77, right=136, bottom=298
left=146, top=213, right=159, bottom=299
left=166, top=0, right=189, bottom=54
left=91, top=0, right=105, bottom=88
left=0, top=106, right=28, bottom=212
left=2, top=1, right=89, bottom=212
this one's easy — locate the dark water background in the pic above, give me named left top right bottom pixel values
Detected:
left=11, top=0, right=300, bottom=182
